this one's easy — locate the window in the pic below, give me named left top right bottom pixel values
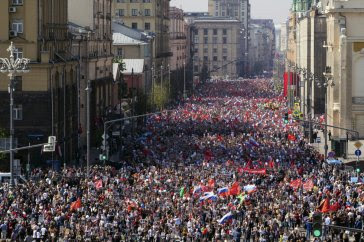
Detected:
left=13, top=105, right=23, bottom=121
left=14, top=48, right=23, bottom=59
left=194, top=65, right=199, bottom=72
left=203, top=48, right=208, bottom=53
left=12, top=0, right=23, bottom=5
left=117, top=48, right=123, bottom=57
left=212, top=37, right=217, bottom=44
left=223, top=48, right=227, bottom=54
left=116, top=0, right=126, bottom=2
left=131, top=9, right=138, bottom=16
left=143, top=0, right=151, bottom=2
left=116, top=9, right=124, bottom=16
left=223, top=29, right=227, bottom=35
left=204, top=29, right=208, bottom=35
left=215, top=12, right=218, bottom=16
left=144, top=9, right=151, bottom=16
left=12, top=20, right=23, bottom=33
left=204, top=37, right=208, bottom=44
left=213, top=29, right=217, bottom=35
left=213, top=56, right=218, bottom=61
left=222, top=12, right=225, bottom=16
left=194, top=36, right=199, bottom=43
left=213, top=48, right=217, bottom=53
left=223, top=56, right=227, bottom=61
left=223, top=37, right=227, bottom=44
left=131, top=22, right=138, bottom=29
left=203, top=56, right=208, bottom=62
left=130, top=0, right=138, bottom=2
left=145, top=22, right=151, bottom=30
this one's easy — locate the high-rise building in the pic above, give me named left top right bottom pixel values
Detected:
left=0, top=0, right=78, bottom=164
left=208, top=0, right=250, bottom=76
left=112, top=0, right=171, bottom=73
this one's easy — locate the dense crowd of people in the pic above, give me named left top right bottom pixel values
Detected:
left=1, top=79, right=364, bottom=242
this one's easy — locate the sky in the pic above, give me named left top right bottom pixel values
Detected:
left=170, top=0, right=292, bottom=25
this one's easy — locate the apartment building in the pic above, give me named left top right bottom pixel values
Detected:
left=208, top=0, right=250, bottom=75
left=112, top=0, right=171, bottom=72
left=0, top=0, right=78, bottom=164
left=193, top=17, right=241, bottom=78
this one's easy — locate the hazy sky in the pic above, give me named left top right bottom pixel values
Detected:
left=170, top=0, right=292, bottom=25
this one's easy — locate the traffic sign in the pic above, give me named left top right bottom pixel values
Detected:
left=355, top=149, right=362, bottom=157
left=316, top=137, right=321, bottom=143
left=354, top=141, right=363, bottom=149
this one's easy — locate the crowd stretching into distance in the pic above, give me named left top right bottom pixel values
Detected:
left=1, top=79, right=364, bottom=241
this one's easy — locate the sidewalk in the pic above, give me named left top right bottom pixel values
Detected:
left=310, top=130, right=363, bottom=164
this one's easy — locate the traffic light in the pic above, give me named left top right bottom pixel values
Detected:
left=357, top=168, right=360, bottom=173
left=99, top=154, right=107, bottom=161
left=312, top=212, right=322, bottom=238
left=284, top=113, right=289, bottom=124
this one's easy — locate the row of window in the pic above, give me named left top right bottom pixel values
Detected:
left=116, top=8, right=151, bottom=16
left=194, top=36, right=228, bottom=44
left=116, top=0, right=151, bottom=3
left=194, top=65, right=228, bottom=72
left=198, top=29, right=228, bottom=35
left=131, top=22, right=151, bottom=30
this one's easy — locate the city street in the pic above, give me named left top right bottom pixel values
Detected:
left=1, top=79, right=363, bottom=241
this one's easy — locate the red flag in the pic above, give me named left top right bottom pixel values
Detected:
left=204, top=149, right=213, bottom=161
left=303, top=179, right=314, bottom=191
left=317, top=198, right=331, bottom=213
left=229, top=182, right=241, bottom=196
left=268, top=160, right=275, bottom=169
left=70, top=198, right=82, bottom=211
left=290, top=179, right=302, bottom=190
left=95, top=179, right=103, bottom=190
left=201, top=185, right=210, bottom=192
left=330, top=202, right=341, bottom=212
left=288, top=134, right=296, bottom=141
left=208, top=179, right=215, bottom=188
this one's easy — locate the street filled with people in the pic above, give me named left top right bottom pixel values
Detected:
left=1, top=79, right=364, bottom=241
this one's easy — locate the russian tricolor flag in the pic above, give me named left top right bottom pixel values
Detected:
left=217, top=187, right=229, bottom=196
left=243, top=184, right=257, bottom=194
left=199, top=192, right=218, bottom=202
left=218, top=212, right=234, bottom=224
left=193, top=185, right=202, bottom=194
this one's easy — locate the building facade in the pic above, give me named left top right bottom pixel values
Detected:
left=323, top=0, right=364, bottom=138
left=208, top=0, right=250, bottom=75
left=169, top=7, right=188, bottom=72
left=68, top=0, right=114, bottom=151
left=0, top=0, right=78, bottom=165
left=112, top=0, right=171, bottom=75
left=248, top=19, right=275, bottom=76
left=193, top=18, right=241, bottom=79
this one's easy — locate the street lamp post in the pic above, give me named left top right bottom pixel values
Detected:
left=183, top=62, right=186, bottom=98
left=168, top=64, right=171, bottom=102
left=0, top=42, right=30, bottom=186
left=322, top=67, right=334, bottom=161
left=85, top=80, right=91, bottom=177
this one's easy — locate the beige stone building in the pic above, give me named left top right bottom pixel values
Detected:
left=169, top=7, right=188, bottom=72
left=322, top=0, right=364, bottom=138
left=193, top=18, right=241, bottom=78
left=68, top=0, right=114, bottom=150
left=208, top=0, right=250, bottom=75
left=0, top=0, right=78, bottom=164
left=112, top=0, right=171, bottom=74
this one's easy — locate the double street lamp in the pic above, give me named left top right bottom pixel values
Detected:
left=0, top=42, right=30, bottom=186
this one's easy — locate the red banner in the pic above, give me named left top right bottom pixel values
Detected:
left=239, top=168, right=267, bottom=175
left=303, top=179, right=314, bottom=191
left=290, top=179, right=302, bottom=190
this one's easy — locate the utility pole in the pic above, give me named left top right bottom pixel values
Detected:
left=183, top=61, right=186, bottom=98
left=168, top=64, right=171, bottom=102
left=86, top=80, right=91, bottom=177
left=160, top=65, right=164, bottom=109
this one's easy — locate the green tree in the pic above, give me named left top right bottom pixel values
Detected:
left=151, top=83, right=168, bottom=111
left=200, top=64, right=210, bottom=84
